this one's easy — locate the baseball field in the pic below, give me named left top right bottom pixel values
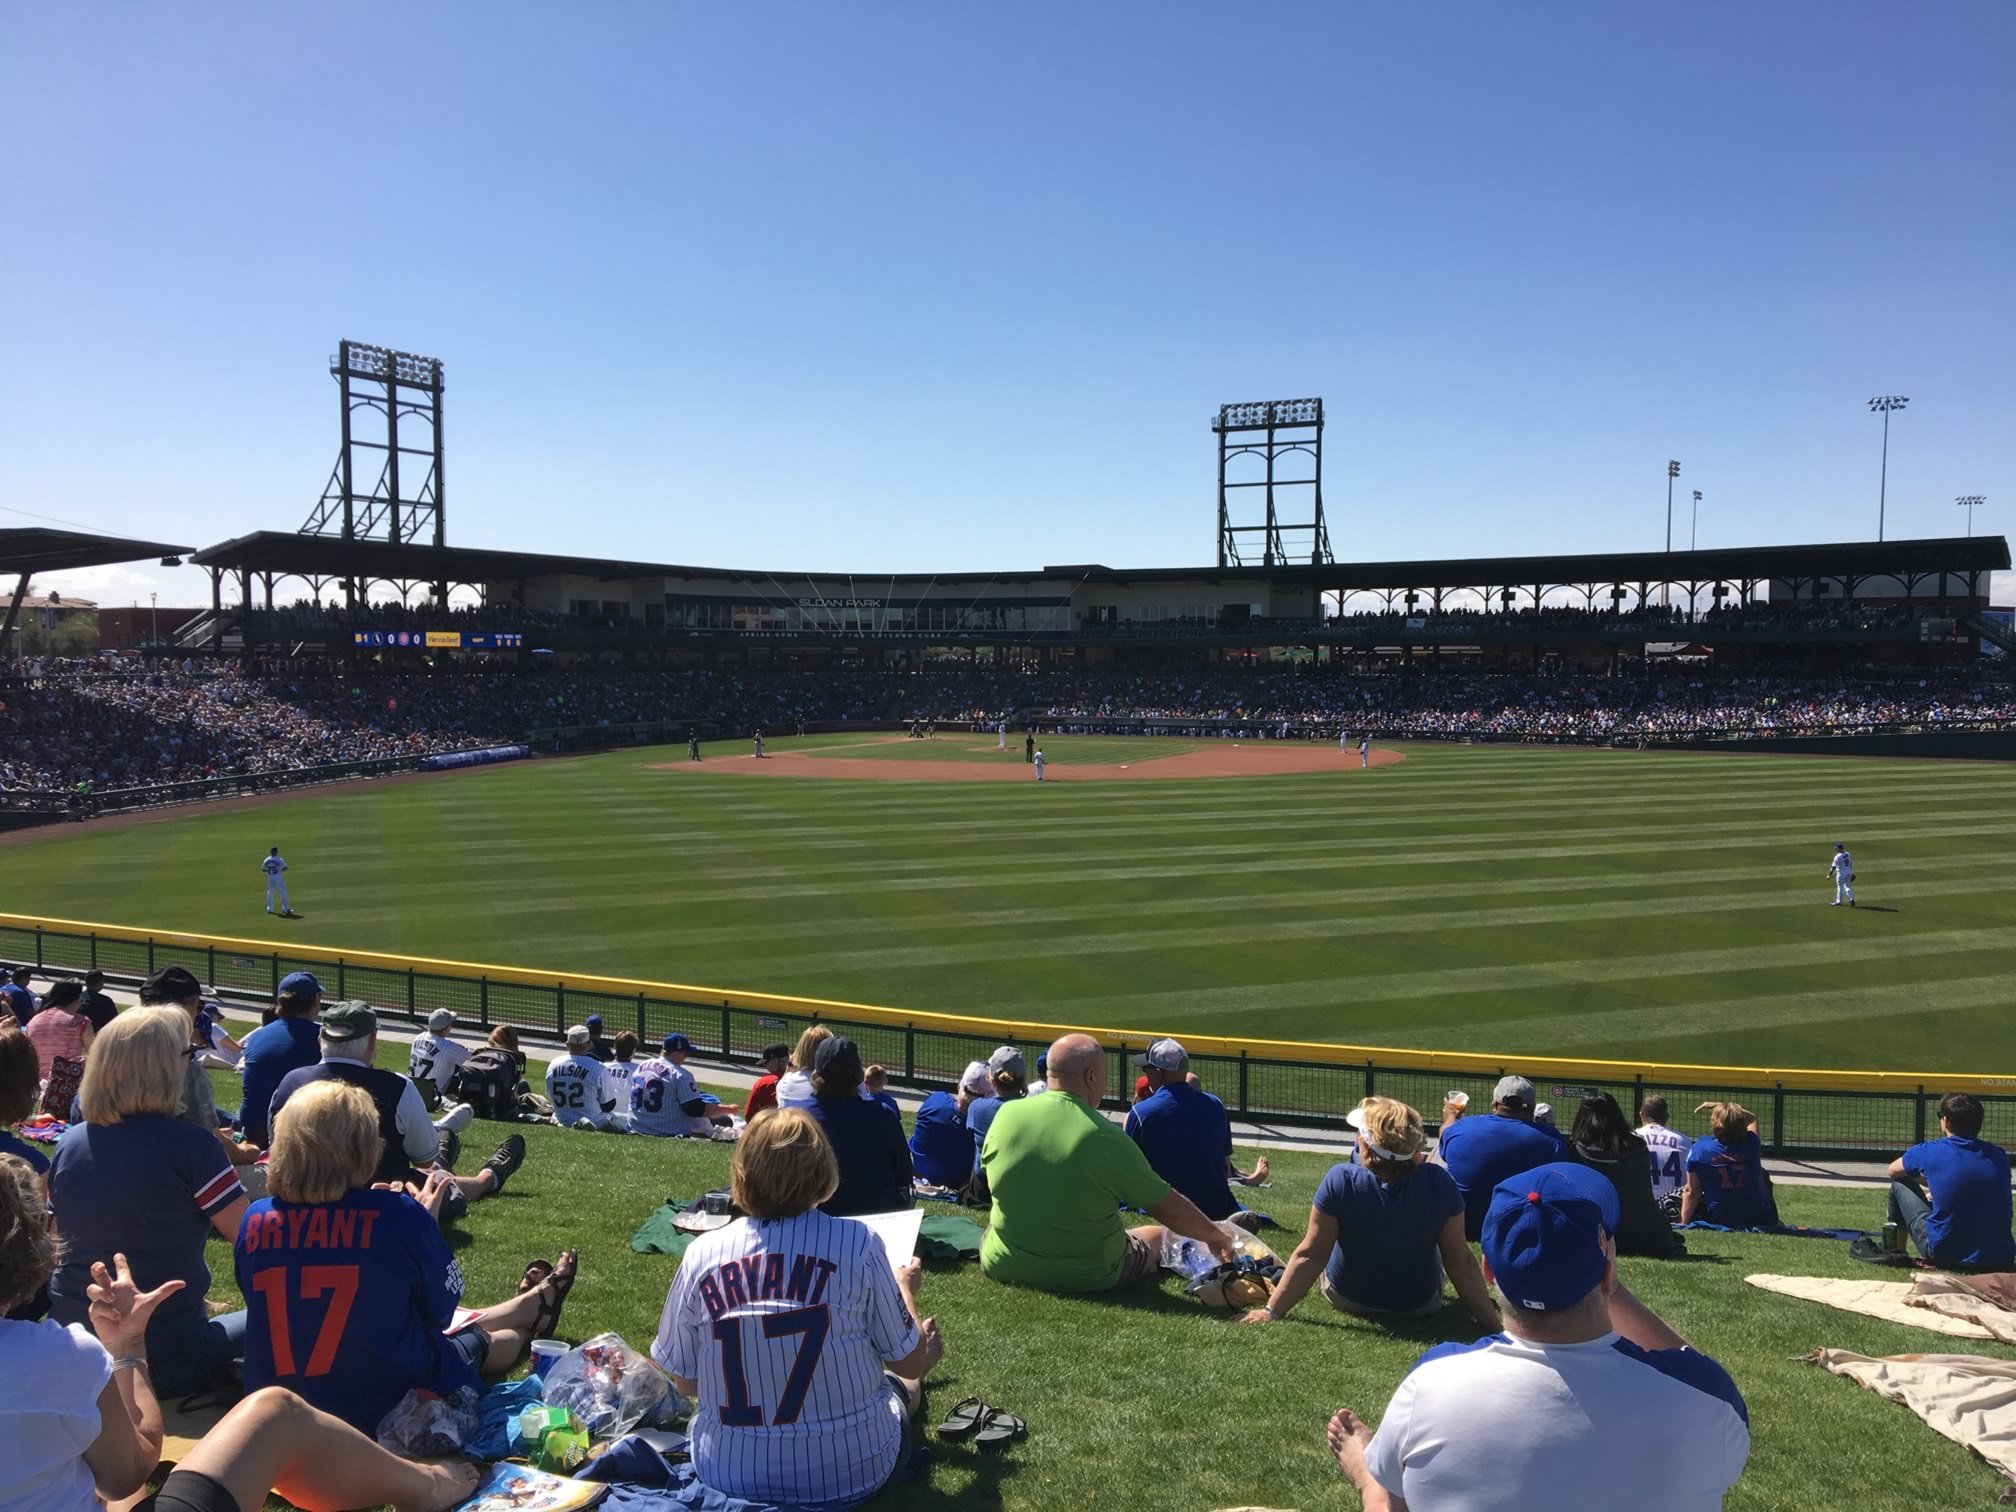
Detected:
left=5, top=734, right=2013, bottom=1072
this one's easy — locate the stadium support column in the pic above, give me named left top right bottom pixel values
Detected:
left=209, top=567, right=222, bottom=650
left=0, top=572, right=27, bottom=655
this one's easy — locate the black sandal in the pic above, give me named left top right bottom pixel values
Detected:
left=530, top=1249, right=579, bottom=1340
left=935, top=1397, right=989, bottom=1441
left=520, top=1259, right=553, bottom=1294
left=974, top=1408, right=1026, bottom=1452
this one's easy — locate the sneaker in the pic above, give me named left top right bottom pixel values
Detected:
left=1848, top=1235, right=1911, bottom=1267
left=436, top=1101, right=476, bottom=1134
left=437, top=1128, right=462, bottom=1172
left=481, top=1134, right=527, bottom=1195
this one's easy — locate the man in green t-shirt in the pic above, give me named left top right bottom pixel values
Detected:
left=980, top=1033, right=1237, bottom=1292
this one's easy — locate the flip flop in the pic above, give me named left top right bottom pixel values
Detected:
left=531, top=1250, right=579, bottom=1340
left=935, top=1397, right=990, bottom=1441
left=973, top=1407, right=1026, bottom=1452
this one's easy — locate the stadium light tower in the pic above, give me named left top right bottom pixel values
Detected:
left=1665, top=461, right=1681, bottom=553
left=1957, top=494, right=1986, bottom=537
left=1868, top=396, right=1908, bottom=542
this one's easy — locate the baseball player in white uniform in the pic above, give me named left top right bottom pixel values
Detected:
left=754, top=729, right=767, bottom=758
left=651, top=1194, right=934, bottom=1505
left=261, top=847, right=291, bottom=914
left=1359, top=735, right=1371, bottom=768
left=547, top=1024, right=620, bottom=1129
left=1828, top=843, right=1856, bottom=906
left=1339, top=727, right=1349, bottom=753
left=1032, top=748, right=1046, bottom=782
left=997, top=719, right=1007, bottom=750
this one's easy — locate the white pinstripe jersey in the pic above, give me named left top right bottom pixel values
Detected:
left=652, top=1211, right=919, bottom=1505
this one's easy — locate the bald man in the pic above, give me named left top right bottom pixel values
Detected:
left=978, top=1033, right=1237, bottom=1293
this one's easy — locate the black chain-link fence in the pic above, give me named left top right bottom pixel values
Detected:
left=4, top=917, right=1993, bottom=1160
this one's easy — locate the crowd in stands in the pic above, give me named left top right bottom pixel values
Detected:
left=2, top=654, right=2011, bottom=796
left=7, top=965, right=2016, bottom=1508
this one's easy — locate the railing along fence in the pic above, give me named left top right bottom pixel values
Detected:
left=2, top=914, right=2004, bottom=1161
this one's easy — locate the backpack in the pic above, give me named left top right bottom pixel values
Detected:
left=448, top=1047, right=524, bottom=1121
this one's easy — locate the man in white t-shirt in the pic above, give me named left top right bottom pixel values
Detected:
left=630, top=1032, right=737, bottom=1138
left=547, top=1025, right=620, bottom=1130
left=1327, top=1161, right=1750, bottom=1511
left=407, top=1009, right=471, bottom=1100
left=1637, top=1095, right=1691, bottom=1209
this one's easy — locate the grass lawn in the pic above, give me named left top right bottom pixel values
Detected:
left=180, top=1030, right=2016, bottom=1510
left=6, top=741, right=2014, bottom=1073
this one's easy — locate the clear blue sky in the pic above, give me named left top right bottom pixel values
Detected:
left=3, top=2, right=2010, bottom=608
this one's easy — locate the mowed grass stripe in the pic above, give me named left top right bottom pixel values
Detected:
left=2, top=743, right=2010, bottom=1070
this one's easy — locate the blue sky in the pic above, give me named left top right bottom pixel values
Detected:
left=2, top=2, right=2010, bottom=608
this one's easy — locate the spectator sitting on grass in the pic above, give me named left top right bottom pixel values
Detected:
left=1242, top=1096, right=1496, bottom=1330
left=268, top=1004, right=520, bottom=1226
left=980, top=1033, right=1236, bottom=1293
left=809, top=1037, right=913, bottom=1217
left=0, top=1154, right=482, bottom=1512
left=652, top=1108, right=943, bottom=1509
left=583, top=1012, right=615, bottom=1063
left=775, top=1025, right=831, bottom=1111
left=1567, top=1092, right=1681, bottom=1257
left=1436, top=1074, right=1569, bottom=1240
left=1327, top=1162, right=1751, bottom=1511
left=78, top=970, right=117, bottom=1032
left=238, top=1080, right=577, bottom=1434
left=864, top=1062, right=900, bottom=1117
left=24, top=978, right=93, bottom=1077
left=742, top=1042, right=790, bottom=1119
left=603, top=1029, right=642, bottom=1107
left=1123, top=1038, right=1261, bottom=1230
left=1680, top=1102, right=1778, bottom=1228
left=0, top=1026, right=49, bottom=1185
left=48, top=1007, right=250, bottom=1397
left=137, top=965, right=269, bottom=1196
left=909, top=1061, right=989, bottom=1191
left=1879, top=1092, right=2014, bottom=1270
left=966, top=1045, right=1028, bottom=1158
left=1637, top=1095, right=1691, bottom=1212
left=1, top=965, right=38, bottom=1025
left=235, top=971, right=324, bottom=1149
left=546, top=1024, right=619, bottom=1130
left=406, top=1008, right=471, bottom=1102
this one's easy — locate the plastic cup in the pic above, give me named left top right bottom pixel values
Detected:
left=528, top=1339, right=567, bottom=1380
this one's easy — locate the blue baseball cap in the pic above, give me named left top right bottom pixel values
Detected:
left=661, top=1032, right=692, bottom=1054
left=278, top=971, right=323, bottom=998
left=1482, top=1162, right=1621, bottom=1313
left=584, top=1013, right=603, bottom=1028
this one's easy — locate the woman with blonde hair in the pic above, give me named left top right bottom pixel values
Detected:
left=0, top=1154, right=480, bottom=1512
left=775, top=1024, right=833, bottom=1110
left=1681, top=1102, right=1778, bottom=1227
left=1241, top=1096, right=1497, bottom=1330
left=236, top=1079, right=577, bottom=1434
left=49, top=1006, right=251, bottom=1396
left=651, top=1109, right=944, bottom=1507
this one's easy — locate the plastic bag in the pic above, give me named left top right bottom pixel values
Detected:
left=541, top=1332, right=681, bottom=1441
left=376, top=1385, right=480, bottom=1457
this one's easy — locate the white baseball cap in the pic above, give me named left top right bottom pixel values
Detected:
left=1138, top=1038, right=1188, bottom=1071
left=958, top=1060, right=992, bottom=1095
left=565, top=1024, right=592, bottom=1047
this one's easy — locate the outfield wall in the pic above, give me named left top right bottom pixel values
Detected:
left=4, top=912, right=2004, bottom=1159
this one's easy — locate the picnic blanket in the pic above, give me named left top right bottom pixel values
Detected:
left=578, top=1431, right=928, bottom=1512
left=12, top=1116, right=68, bottom=1146
left=1808, top=1349, right=2016, bottom=1481
left=1747, top=1272, right=2016, bottom=1341
left=1680, top=1220, right=1864, bottom=1241
left=630, top=1204, right=983, bottom=1265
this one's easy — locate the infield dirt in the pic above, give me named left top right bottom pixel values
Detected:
left=650, top=737, right=1405, bottom=781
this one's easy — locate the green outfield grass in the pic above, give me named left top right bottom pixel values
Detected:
left=157, top=1026, right=2016, bottom=1512
left=6, top=739, right=2015, bottom=1071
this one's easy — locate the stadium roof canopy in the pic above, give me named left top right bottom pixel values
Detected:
left=1051, top=535, right=2011, bottom=589
left=0, top=526, right=198, bottom=640
left=191, top=528, right=2009, bottom=591
left=0, top=526, right=196, bottom=578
